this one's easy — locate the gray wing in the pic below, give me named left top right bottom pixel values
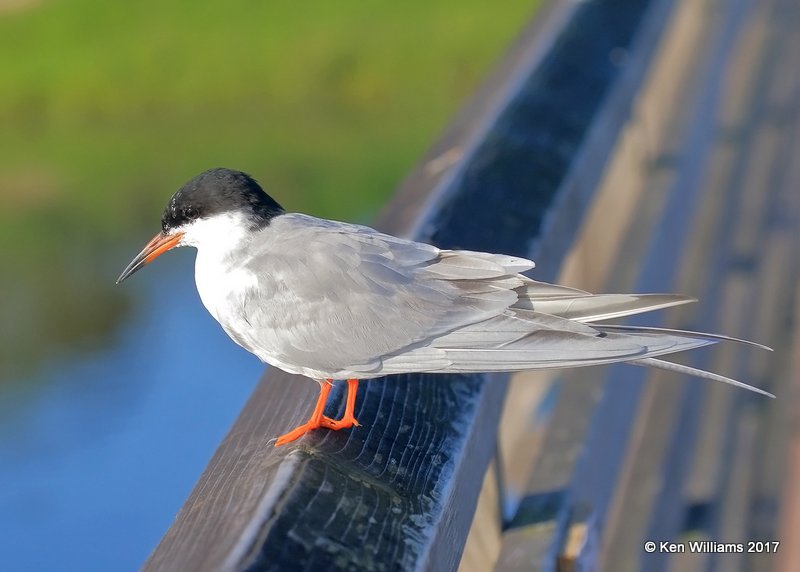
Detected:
left=235, top=214, right=723, bottom=379
left=237, top=214, right=544, bottom=373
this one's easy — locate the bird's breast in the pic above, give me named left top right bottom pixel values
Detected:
left=194, top=251, right=255, bottom=324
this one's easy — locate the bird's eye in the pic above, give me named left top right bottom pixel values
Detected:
left=183, top=207, right=199, bottom=220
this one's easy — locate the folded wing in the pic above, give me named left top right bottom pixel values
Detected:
left=240, top=215, right=770, bottom=396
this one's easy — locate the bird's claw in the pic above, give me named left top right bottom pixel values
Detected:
left=274, top=414, right=360, bottom=446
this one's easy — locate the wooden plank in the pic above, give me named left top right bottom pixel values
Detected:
left=776, top=287, right=800, bottom=572
left=458, top=460, right=503, bottom=572
left=604, top=0, right=800, bottom=570
left=601, top=0, right=785, bottom=569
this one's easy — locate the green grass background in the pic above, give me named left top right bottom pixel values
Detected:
left=0, top=0, right=537, bottom=374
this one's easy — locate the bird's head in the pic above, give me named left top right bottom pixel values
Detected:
left=116, top=168, right=284, bottom=283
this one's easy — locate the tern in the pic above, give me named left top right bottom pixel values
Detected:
left=117, top=168, right=773, bottom=445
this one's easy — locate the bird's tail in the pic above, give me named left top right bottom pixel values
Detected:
left=377, top=311, right=773, bottom=398
left=631, top=357, right=774, bottom=397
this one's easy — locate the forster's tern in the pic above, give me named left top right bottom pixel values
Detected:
left=117, top=168, right=773, bottom=445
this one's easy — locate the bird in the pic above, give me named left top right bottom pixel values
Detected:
left=117, top=168, right=773, bottom=446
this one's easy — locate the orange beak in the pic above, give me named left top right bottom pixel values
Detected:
left=116, top=231, right=184, bottom=284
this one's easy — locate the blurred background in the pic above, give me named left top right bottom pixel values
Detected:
left=0, top=1, right=538, bottom=569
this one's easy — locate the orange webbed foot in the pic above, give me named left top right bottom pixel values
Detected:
left=275, top=420, right=324, bottom=446
left=274, top=379, right=333, bottom=447
left=273, top=378, right=361, bottom=446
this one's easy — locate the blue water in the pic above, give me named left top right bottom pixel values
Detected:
left=0, top=249, right=263, bottom=571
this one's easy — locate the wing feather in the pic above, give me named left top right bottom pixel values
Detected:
left=228, top=213, right=767, bottom=395
left=515, top=293, right=696, bottom=322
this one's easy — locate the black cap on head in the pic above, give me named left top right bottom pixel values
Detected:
left=161, top=168, right=284, bottom=232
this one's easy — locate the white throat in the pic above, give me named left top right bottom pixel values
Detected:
left=179, top=211, right=263, bottom=323
left=179, top=211, right=256, bottom=259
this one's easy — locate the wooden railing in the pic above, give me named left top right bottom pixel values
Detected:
left=144, top=0, right=799, bottom=570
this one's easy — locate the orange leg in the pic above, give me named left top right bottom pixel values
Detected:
left=274, top=379, right=334, bottom=446
left=320, top=379, right=361, bottom=430
left=274, top=379, right=362, bottom=446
